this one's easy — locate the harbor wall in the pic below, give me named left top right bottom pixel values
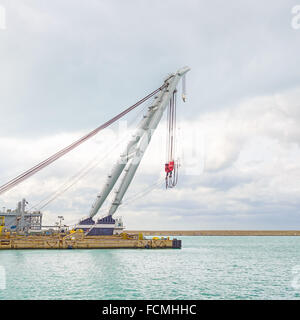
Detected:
left=127, top=230, right=300, bottom=236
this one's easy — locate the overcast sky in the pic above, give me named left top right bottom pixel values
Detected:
left=0, top=0, right=300, bottom=229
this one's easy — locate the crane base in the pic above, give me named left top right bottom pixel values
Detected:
left=75, top=215, right=124, bottom=236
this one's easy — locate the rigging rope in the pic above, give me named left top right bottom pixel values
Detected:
left=30, top=100, right=152, bottom=211
left=182, top=74, right=187, bottom=102
left=86, top=177, right=164, bottom=224
left=121, top=177, right=165, bottom=207
left=0, top=84, right=167, bottom=196
left=165, top=90, right=179, bottom=188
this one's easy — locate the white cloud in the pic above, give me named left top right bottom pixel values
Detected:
left=1, top=1, right=300, bottom=229
left=1, top=86, right=300, bottom=229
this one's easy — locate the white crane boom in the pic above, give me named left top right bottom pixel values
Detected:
left=89, top=66, right=190, bottom=219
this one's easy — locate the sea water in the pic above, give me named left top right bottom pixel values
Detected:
left=0, top=236, right=300, bottom=300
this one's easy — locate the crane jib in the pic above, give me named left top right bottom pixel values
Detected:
left=88, top=66, right=190, bottom=219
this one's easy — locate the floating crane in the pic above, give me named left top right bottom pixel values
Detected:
left=76, top=66, right=190, bottom=235
left=0, top=66, right=190, bottom=242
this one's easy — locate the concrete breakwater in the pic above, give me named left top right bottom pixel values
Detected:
left=127, top=230, right=300, bottom=236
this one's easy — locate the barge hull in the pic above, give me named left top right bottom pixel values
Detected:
left=0, top=235, right=181, bottom=249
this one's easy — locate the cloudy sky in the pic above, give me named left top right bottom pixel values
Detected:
left=0, top=0, right=300, bottom=229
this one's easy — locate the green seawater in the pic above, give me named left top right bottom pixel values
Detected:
left=0, top=236, right=300, bottom=300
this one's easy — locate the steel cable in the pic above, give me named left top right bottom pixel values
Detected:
left=29, top=98, right=153, bottom=211
left=0, top=84, right=167, bottom=195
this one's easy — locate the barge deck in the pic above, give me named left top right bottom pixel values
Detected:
left=0, top=232, right=181, bottom=249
